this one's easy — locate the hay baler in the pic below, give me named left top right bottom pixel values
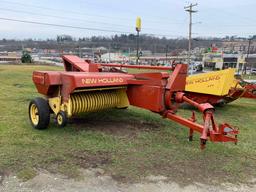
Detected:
left=29, top=55, right=238, bottom=149
left=185, top=69, right=256, bottom=105
left=234, top=76, right=256, bottom=99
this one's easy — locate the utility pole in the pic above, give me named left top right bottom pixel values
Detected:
left=108, top=43, right=111, bottom=63
left=185, top=3, right=198, bottom=74
left=78, top=46, right=82, bottom=58
left=128, top=47, right=131, bottom=63
left=245, top=38, right=253, bottom=75
left=136, top=30, right=139, bottom=64
left=165, top=45, right=169, bottom=65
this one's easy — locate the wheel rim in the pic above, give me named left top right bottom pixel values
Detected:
left=57, top=114, right=63, bottom=125
left=30, top=104, right=39, bottom=125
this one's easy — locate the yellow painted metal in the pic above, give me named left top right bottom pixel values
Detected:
left=48, top=88, right=129, bottom=117
left=185, top=68, right=236, bottom=96
left=136, top=17, right=141, bottom=32
left=48, top=97, right=61, bottom=115
left=67, top=88, right=129, bottom=116
left=57, top=113, right=63, bottom=125
left=30, top=103, right=39, bottom=125
left=231, top=79, right=243, bottom=89
left=116, top=89, right=129, bottom=108
left=73, top=86, right=126, bottom=93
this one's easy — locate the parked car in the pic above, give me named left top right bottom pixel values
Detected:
left=250, top=68, right=256, bottom=74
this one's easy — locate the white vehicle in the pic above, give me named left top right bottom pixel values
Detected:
left=250, top=68, right=256, bottom=74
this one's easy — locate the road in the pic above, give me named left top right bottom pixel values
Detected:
left=1, top=169, right=256, bottom=192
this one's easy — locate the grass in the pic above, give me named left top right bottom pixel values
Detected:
left=241, top=74, right=256, bottom=80
left=0, top=64, right=256, bottom=185
left=17, top=167, right=37, bottom=182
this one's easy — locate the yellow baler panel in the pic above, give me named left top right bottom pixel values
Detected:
left=185, top=69, right=236, bottom=96
left=68, top=89, right=129, bottom=116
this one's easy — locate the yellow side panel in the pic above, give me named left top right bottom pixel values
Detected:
left=116, top=89, right=130, bottom=108
left=185, top=69, right=236, bottom=96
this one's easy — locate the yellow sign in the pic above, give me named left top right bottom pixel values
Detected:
left=136, top=17, right=141, bottom=32
left=211, top=58, right=223, bottom=63
left=185, top=68, right=236, bottom=96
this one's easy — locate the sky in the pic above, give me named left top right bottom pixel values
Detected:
left=0, top=0, right=255, bottom=39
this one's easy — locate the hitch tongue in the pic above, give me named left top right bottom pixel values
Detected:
left=165, top=93, right=239, bottom=149
left=220, top=124, right=239, bottom=135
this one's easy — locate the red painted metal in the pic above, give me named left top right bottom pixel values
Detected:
left=184, top=92, right=224, bottom=105
left=63, top=55, right=99, bottom=72
left=32, top=55, right=239, bottom=149
left=98, top=63, right=173, bottom=71
left=233, top=75, right=256, bottom=99
left=241, top=83, right=256, bottom=99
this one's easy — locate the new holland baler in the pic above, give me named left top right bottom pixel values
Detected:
left=29, top=55, right=238, bottom=149
left=185, top=69, right=256, bottom=105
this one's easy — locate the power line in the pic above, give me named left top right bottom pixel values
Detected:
left=1, top=7, right=253, bottom=38
left=0, top=7, right=185, bottom=32
left=196, top=23, right=256, bottom=28
left=0, top=17, right=184, bottom=38
left=0, top=0, right=186, bottom=25
left=0, top=17, right=132, bottom=33
left=0, top=0, right=112, bottom=20
left=0, top=7, right=129, bottom=28
left=200, top=8, right=256, bottom=24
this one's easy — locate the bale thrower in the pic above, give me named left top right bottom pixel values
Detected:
left=29, top=55, right=238, bottom=149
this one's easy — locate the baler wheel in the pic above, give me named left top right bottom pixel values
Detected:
left=29, top=97, right=50, bottom=129
left=56, top=111, right=67, bottom=128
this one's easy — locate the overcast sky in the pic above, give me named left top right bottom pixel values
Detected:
left=0, top=0, right=255, bottom=39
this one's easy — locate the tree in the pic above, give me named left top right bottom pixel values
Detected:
left=21, top=51, right=32, bottom=63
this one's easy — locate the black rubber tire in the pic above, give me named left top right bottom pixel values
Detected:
left=56, top=111, right=67, bottom=128
left=29, top=97, right=50, bottom=129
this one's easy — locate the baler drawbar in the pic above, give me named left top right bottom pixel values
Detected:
left=29, top=55, right=238, bottom=149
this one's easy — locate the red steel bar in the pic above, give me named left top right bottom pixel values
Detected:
left=98, top=63, right=174, bottom=71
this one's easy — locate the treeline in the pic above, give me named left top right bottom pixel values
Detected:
left=76, top=34, right=222, bottom=53
left=0, top=34, right=251, bottom=53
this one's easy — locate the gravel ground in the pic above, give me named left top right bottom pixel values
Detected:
left=1, top=169, right=256, bottom=192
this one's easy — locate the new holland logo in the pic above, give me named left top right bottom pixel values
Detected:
left=82, top=77, right=124, bottom=84
left=186, top=74, right=222, bottom=85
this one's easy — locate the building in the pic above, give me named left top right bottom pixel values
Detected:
left=101, top=52, right=128, bottom=63
left=0, top=52, right=21, bottom=63
left=245, top=54, right=256, bottom=69
left=203, top=52, right=246, bottom=71
left=222, top=40, right=256, bottom=54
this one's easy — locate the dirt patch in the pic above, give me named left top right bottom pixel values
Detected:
left=0, top=170, right=10, bottom=185
left=2, top=170, right=256, bottom=192
left=70, top=117, right=161, bottom=138
left=68, top=150, right=112, bottom=169
left=106, top=145, right=256, bottom=185
left=111, top=174, right=128, bottom=183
